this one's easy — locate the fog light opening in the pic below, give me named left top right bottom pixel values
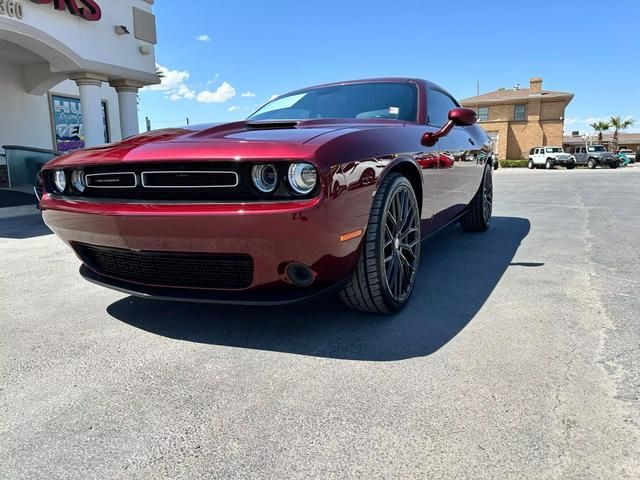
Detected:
left=286, top=263, right=315, bottom=287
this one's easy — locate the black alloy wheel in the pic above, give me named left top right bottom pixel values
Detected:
left=461, top=164, right=493, bottom=233
left=340, top=173, right=421, bottom=313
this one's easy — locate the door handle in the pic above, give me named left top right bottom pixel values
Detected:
left=468, top=137, right=475, bottom=146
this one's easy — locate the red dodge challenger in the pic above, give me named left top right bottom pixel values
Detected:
left=40, top=78, right=494, bottom=313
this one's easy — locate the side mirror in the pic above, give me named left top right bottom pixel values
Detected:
left=448, top=107, right=477, bottom=126
left=421, top=108, right=477, bottom=147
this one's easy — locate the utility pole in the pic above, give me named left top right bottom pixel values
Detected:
left=477, top=80, right=480, bottom=96
left=186, top=117, right=190, bottom=126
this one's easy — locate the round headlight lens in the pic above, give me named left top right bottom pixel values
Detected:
left=71, top=170, right=86, bottom=193
left=288, top=163, right=317, bottom=195
left=53, top=170, right=67, bottom=193
left=251, top=164, right=278, bottom=193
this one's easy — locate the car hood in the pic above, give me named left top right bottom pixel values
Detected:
left=46, top=119, right=404, bottom=168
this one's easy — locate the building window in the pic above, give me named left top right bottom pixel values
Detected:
left=478, top=107, right=489, bottom=122
left=514, top=104, right=526, bottom=121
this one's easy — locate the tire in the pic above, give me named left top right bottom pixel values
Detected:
left=587, top=158, right=597, bottom=169
left=340, top=173, right=421, bottom=314
left=528, top=159, right=534, bottom=169
left=461, top=164, right=492, bottom=233
left=545, top=159, right=554, bottom=169
left=610, top=163, right=619, bottom=169
left=566, top=163, right=576, bottom=170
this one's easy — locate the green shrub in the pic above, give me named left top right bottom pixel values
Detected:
left=500, top=159, right=528, bottom=168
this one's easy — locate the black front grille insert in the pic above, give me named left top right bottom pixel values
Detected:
left=86, top=172, right=137, bottom=188
left=141, top=170, right=239, bottom=188
left=73, top=243, right=254, bottom=290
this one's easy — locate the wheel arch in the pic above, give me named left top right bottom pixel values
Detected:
left=380, top=160, right=423, bottom=214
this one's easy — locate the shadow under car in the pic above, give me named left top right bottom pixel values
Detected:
left=107, top=216, right=532, bottom=361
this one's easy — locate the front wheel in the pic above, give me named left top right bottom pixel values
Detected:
left=610, top=163, right=619, bottom=169
left=461, top=164, right=492, bottom=233
left=340, top=173, right=421, bottom=314
left=528, top=159, right=534, bottom=169
left=545, top=159, right=554, bottom=169
left=566, top=163, right=576, bottom=170
left=588, top=158, right=597, bottom=169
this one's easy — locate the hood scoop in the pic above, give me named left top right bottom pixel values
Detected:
left=245, top=120, right=300, bottom=130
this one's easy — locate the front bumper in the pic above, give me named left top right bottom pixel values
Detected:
left=552, top=158, right=574, bottom=166
left=41, top=194, right=366, bottom=302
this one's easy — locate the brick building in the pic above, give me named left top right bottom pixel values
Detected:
left=461, top=78, right=573, bottom=160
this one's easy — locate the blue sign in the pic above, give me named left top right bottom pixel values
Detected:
left=51, top=95, right=109, bottom=152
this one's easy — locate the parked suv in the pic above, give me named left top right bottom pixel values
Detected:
left=570, top=145, right=620, bottom=169
left=528, top=146, right=576, bottom=169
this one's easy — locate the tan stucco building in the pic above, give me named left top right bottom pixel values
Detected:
left=461, top=78, right=573, bottom=160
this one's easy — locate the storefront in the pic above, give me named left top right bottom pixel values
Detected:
left=0, top=0, right=158, bottom=186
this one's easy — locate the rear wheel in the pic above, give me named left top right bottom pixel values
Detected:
left=461, top=164, right=492, bottom=233
left=340, top=173, right=421, bottom=314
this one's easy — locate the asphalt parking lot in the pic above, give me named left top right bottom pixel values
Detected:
left=1, top=167, right=639, bottom=479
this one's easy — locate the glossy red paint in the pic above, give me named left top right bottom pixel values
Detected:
left=41, top=78, right=493, bottom=304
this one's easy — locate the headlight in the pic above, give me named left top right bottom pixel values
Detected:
left=251, top=164, right=278, bottom=193
left=71, top=170, right=86, bottom=193
left=53, top=170, right=67, bottom=193
left=288, top=162, right=317, bottom=195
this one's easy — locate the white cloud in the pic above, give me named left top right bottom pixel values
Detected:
left=227, top=105, right=241, bottom=112
left=196, top=82, right=236, bottom=103
left=144, top=64, right=196, bottom=101
left=196, top=34, right=212, bottom=42
left=241, top=91, right=256, bottom=97
left=143, top=64, right=238, bottom=106
left=565, top=116, right=608, bottom=126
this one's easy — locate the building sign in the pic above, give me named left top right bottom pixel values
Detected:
left=50, top=94, right=109, bottom=152
left=30, top=0, right=101, bottom=21
left=0, top=0, right=24, bottom=19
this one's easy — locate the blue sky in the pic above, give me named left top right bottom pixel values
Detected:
left=138, top=0, right=639, bottom=134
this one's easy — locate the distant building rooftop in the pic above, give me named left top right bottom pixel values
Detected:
left=461, top=78, right=574, bottom=105
left=563, top=132, right=640, bottom=145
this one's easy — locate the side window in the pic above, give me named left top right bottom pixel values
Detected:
left=478, top=107, right=489, bottom=122
left=514, top=104, right=526, bottom=121
left=427, top=88, right=457, bottom=127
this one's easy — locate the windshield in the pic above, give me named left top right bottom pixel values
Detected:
left=248, top=82, right=418, bottom=122
left=588, top=146, right=606, bottom=152
left=545, top=148, right=563, bottom=153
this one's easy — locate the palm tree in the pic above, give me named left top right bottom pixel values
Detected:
left=609, top=116, right=635, bottom=151
left=589, top=120, right=610, bottom=145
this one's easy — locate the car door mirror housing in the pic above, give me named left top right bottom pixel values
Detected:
left=449, top=108, right=477, bottom=126
left=421, top=108, right=477, bottom=147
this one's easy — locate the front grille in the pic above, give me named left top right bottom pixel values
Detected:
left=73, top=243, right=254, bottom=289
left=140, top=170, right=239, bottom=188
left=62, top=162, right=304, bottom=202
